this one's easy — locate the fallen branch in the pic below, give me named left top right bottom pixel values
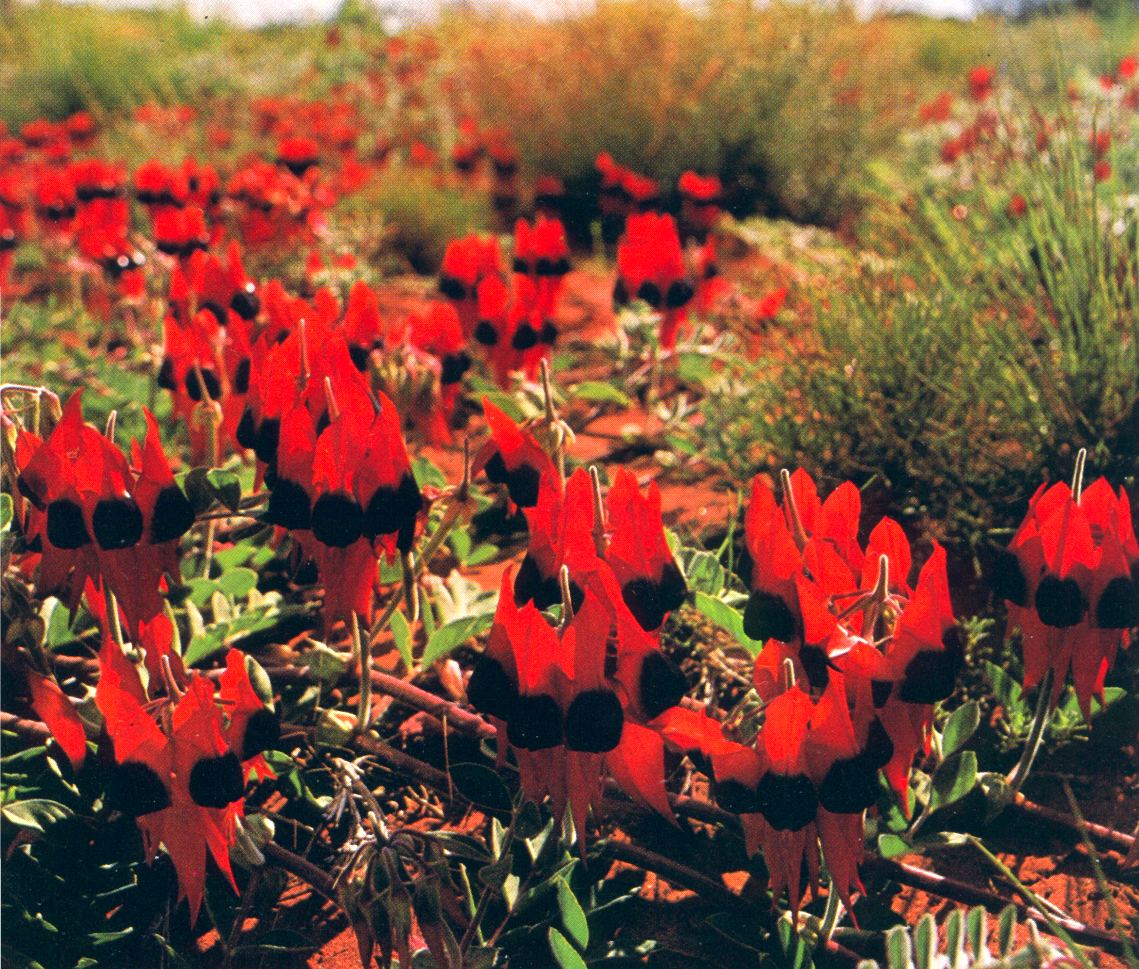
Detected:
left=1011, top=792, right=1136, bottom=855
left=862, top=856, right=1126, bottom=957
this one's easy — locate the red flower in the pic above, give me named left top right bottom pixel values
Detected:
left=277, top=136, right=320, bottom=177
left=26, top=670, right=88, bottom=769
left=678, top=170, right=722, bottom=241
left=604, top=468, right=687, bottom=631
left=97, top=670, right=245, bottom=924
left=261, top=351, right=422, bottom=627
left=993, top=477, right=1137, bottom=716
left=15, top=394, right=195, bottom=640
left=614, top=213, right=694, bottom=350
left=918, top=92, right=954, bottom=124
left=476, top=398, right=557, bottom=510
left=439, top=234, right=505, bottom=337
left=968, top=65, right=996, bottom=101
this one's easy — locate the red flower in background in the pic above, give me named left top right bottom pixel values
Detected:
left=968, top=65, right=996, bottom=101
left=678, top=170, right=722, bottom=241
left=614, top=212, right=695, bottom=350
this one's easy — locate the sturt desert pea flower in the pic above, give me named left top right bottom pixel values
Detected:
left=678, top=170, right=723, bottom=242
left=613, top=212, right=695, bottom=350
left=14, top=395, right=196, bottom=642
left=604, top=468, right=687, bottom=632
left=32, top=166, right=77, bottom=238
left=262, top=367, right=423, bottom=628
left=65, top=110, right=97, bottom=147
left=467, top=566, right=688, bottom=839
left=533, top=174, right=566, bottom=219
left=512, top=215, right=571, bottom=320
left=24, top=667, right=89, bottom=770
left=595, top=151, right=632, bottom=223
left=341, top=279, right=386, bottom=371
left=439, top=234, right=505, bottom=338
left=276, top=136, right=320, bottom=177
left=96, top=665, right=246, bottom=924
left=991, top=467, right=1138, bottom=717
left=406, top=302, right=471, bottom=443
left=475, top=397, right=558, bottom=512
left=968, top=65, right=996, bottom=102
left=134, top=159, right=190, bottom=209
left=152, top=205, right=211, bottom=260
left=740, top=469, right=962, bottom=805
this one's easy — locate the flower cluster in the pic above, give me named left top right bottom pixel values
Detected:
left=993, top=471, right=1137, bottom=716
left=467, top=404, right=690, bottom=836
left=658, top=469, right=963, bottom=911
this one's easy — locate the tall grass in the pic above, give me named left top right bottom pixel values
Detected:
left=697, top=107, right=1139, bottom=554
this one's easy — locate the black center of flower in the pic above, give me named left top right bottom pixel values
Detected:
left=310, top=492, right=364, bottom=548
left=743, top=589, right=796, bottom=643
left=440, top=352, right=471, bottom=385
left=613, top=278, right=630, bottom=309
left=241, top=709, right=280, bottom=760
left=439, top=275, right=467, bottom=301
left=636, top=281, right=663, bottom=308
left=898, top=627, right=964, bottom=705
left=714, top=778, right=763, bottom=814
left=233, top=357, right=252, bottom=395
left=107, top=760, right=171, bottom=817
left=799, top=644, right=832, bottom=691
left=235, top=405, right=257, bottom=450
left=230, top=286, right=259, bottom=320
left=264, top=478, right=312, bottom=530
left=485, top=452, right=542, bottom=508
left=622, top=578, right=666, bottom=632
left=474, top=320, right=499, bottom=346
left=665, top=279, right=694, bottom=309
left=467, top=655, right=517, bottom=721
left=638, top=651, right=687, bottom=720
left=151, top=484, right=196, bottom=544
left=866, top=717, right=895, bottom=769
left=756, top=772, right=818, bottom=831
left=507, top=693, right=563, bottom=751
left=511, top=323, right=539, bottom=351
left=1034, top=575, right=1085, bottom=628
left=184, top=367, right=222, bottom=403
left=253, top=417, right=281, bottom=465
left=363, top=472, right=422, bottom=541
left=156, top=357, right=178, bottom=392
left=1096, top=576, right=1138, bottom=629
left=189, top=752, right=245, bottom=808
left=92, top=496, right=144, bottom=550
left=564, top=689, right=624, bottom=753
left=46, top=499, right=90, bottom=549
left=990, top=549, right=1028, bottom=606
left=818, top=753, right=880, bottom=815
left=540, top=320, right=558, bottom=346
left=348, top=343, right=371, bottom=372
left=871, top=679, right=894, bottom=708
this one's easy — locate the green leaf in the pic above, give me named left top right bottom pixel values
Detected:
left=929, top=750, right=977, bottom=812
left=449, top=763, right=512, bottom=813
left=984, top=661, right=1024, bottom=713
left=1, top=798, right=73, bottom=834
left=0, top=493, right=13, bottom=532
left=547, top=927, right=587, bottom=969
left=205, top=469, right=242, bottom=512
left=422, top=613, right=493, bottom=667
left=300, top=643, right=349, bottom=686
left=217, top=567, right=258, bottom=599
left=682, top=550, right=725, bottom=596
left=556, top=878, right=589, bottom=949
left=390, top=608, right=413, bottom=671
left=941, top=701, right=980, bottom=758
left=573, top=380, right=630, bottom=407
left=877, top=833, right=911, bottom=859
left=693, top=592, right=762, bottom=655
